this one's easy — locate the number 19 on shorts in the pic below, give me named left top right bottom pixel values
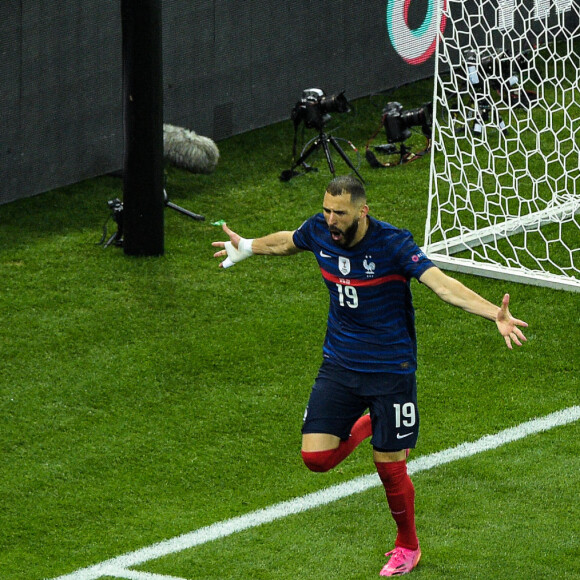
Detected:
left=393, top=403, right=416, bottom=428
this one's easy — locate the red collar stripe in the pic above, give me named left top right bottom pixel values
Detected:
left=320, top=268, right=408, bottom=286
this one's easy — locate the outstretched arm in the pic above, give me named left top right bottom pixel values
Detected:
left=419, top=267, right=528, bottom=349
left=212, top=223, right=301, bottom=268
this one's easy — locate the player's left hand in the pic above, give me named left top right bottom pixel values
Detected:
left=496, top=293, right=528, bottom=349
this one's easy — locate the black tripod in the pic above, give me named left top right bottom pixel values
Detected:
left=280, top=131, right=365, bottom=183
left=163, top=190, right=205, bottom=221
left=101, top=190, right=204, bottom=248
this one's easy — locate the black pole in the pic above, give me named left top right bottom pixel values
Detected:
left=121, top=0, right=164, bottom=256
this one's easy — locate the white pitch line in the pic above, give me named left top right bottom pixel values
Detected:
left=50, top=406, right=580, bottom=580
left=105, top=571, right=187, bottom=580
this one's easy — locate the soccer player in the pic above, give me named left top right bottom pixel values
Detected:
left=212, top=175, right=528, bottom=576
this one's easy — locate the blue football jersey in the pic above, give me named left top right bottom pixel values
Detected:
left=293, top=214, right=435, bottom=373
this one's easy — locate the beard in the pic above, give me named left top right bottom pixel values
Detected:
left=328, top=218, right=360, bottom=248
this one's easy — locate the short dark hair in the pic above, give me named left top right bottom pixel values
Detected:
left=326, top=175, right=366, bottom=205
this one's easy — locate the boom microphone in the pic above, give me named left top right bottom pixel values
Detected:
left=163, top=124, right=219, bottom=174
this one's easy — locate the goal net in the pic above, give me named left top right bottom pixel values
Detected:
left=425, top=0, right=580, bottom=292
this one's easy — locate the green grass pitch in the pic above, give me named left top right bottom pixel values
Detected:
left=0, top=79, right=578, bottom=579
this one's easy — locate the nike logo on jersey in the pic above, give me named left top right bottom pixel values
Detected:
left=319, top=250, right=332, bottom=258
left=396, top=432, right=414, bottom=439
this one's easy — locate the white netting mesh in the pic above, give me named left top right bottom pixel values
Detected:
left=425, top=0, right=580, bottom=291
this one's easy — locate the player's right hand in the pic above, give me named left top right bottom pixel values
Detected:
left=212, top=223, right=254, bottom=268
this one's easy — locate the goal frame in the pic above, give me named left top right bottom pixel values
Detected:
left=423, top=0, right=580, bottom=293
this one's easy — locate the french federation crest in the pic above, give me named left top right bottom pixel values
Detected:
left=338, top=256, right=351, bottom=275
left=363, top=258, right=376, bottom=277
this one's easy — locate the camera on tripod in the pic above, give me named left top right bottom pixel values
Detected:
left=281, top=88, right=364, bottom=182
left=464, top=49, right=518, bottom=90
left=107, top=198, right=124, bottom=223
left=101, top=198, right=124, bottom=247
left=382, top=101, right=433, bottom=143
left=365, top=101, right=433, bottom=168
left=462, top=48, right=519, bottom=136
left=463, top=48, right=536, bottom=111
left=291, top=88, right=350, bottom=131
left=100, top=191, right=205, bottom=249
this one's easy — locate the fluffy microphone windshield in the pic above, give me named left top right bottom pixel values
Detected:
left=163, top=124, right=220, bottom=174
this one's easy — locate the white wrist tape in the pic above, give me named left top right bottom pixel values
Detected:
left=222, top=237, right=254, bottom=269
left=238, top=238, right=254, bottom=255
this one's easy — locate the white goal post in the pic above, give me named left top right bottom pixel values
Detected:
left=424, top=0, right=580, bottom=292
